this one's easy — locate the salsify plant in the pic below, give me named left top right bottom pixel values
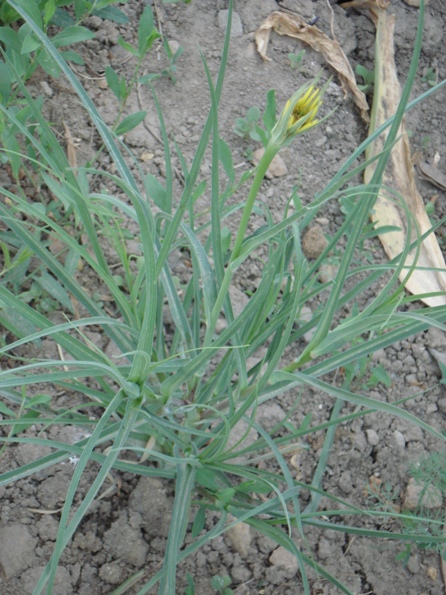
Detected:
left=0, top=1, right=446, bottom=594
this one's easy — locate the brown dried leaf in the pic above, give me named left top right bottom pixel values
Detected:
left=63, top=121, right=77, bottom=172
left=364, top=10, right=446, bottom=306
left=255, top=11, right=369, bottom=121
left=417, top=161, right=446, bottom=190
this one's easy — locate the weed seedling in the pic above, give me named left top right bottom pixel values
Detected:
left=288, top=49, right=306, bottom=70
left=355, top=63, right=375, bottom=93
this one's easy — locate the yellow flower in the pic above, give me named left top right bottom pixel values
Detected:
left=286, top=85, right=322, bottom=132
left=269, top=79, right=328, bottom=149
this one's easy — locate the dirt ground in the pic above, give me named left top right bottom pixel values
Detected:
left=1, top=0, right=446, bottom=593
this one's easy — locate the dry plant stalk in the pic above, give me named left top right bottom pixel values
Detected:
left=362, top=3, right=446, bottom=306
left=63, top=121, right=77, bottom=172
left=255, top=11, right=369, bottom=121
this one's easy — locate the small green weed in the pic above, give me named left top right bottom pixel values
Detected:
left=288, top=49, right=306, bottom=70
left=355, top=63, right=375, bottom=93
left=211, top=575, right=233, bottom=594
left=422, top=66, right=438, bottom=87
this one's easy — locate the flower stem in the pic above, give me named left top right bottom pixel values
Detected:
left=204, top=143, right=279, bottom=345
left=231, top=143, right=278, bottom=261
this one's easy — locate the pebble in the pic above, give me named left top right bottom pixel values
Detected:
left=252, top=148, right=288, bottom=178
left=226, top=518, right=252, bottom=557
left=168, top=40, right=181, bottom=55
left=319, top=263, right=337, bottom=284
left=426, top=403, right=438, bottom=414
left=407, top=554, right=421, bottom=574
left=402, top=478, right=443, bottom=511
left=301, top=225, right=328, bottom=260
left=393, top=430, right=406, bottom=450
left=40, top=80, right=53, bottom=97
left=366, top=429, right=379, bottom=446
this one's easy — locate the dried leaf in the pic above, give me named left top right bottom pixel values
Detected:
left=255, top=11, right=369, bottom=121
left=63, top=121, right=77, bottom=172
left=417, top=161, right=446, bottom=190
left=364, top=9, right=446, bottom=306
left=402, top=0, right=430, bottom=6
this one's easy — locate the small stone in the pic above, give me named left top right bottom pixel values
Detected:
left=402, top=478, right=443, bottom=511
left=141, top=151, right=155, bottom=162
left=407, top=554, right=420, bottom=574
left=427, top=566, right=438, bottom=581
left=98, top=78, right=108, bottom=90
left=40, top=80, right=53, bottom=97
left=269, top=547, right=299, bottom=575
left=393, top=430, right=406, bottom=450
left=252, top=148, right=287, bottom=178
left=302, top=225, right=328, bottom=259
left=218, top=10, right=243, bottom=37
left=168, top=40, right=181, bottom=54
left=319, top=263, right=337, bottom=284
left=366, top=429, right=379, bottom=446
left=226, top=520, right=252, bottom=557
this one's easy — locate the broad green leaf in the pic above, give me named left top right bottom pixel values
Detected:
left=115, top=111, right=146, bottom=135
left=50, top=7, right=75, bottom=28
left=93, top=6, right=129, bottom=24
left=105, top=66, right=127, bottom=102
left=43, top=0, right=56, bottom=26
left=137, top=5, right=160, bottom=57
left=144, top=172, right=166, bottom=209
left=21, top=34, right=41, bottom=55
left=52, top=26, right=95, bottom=48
